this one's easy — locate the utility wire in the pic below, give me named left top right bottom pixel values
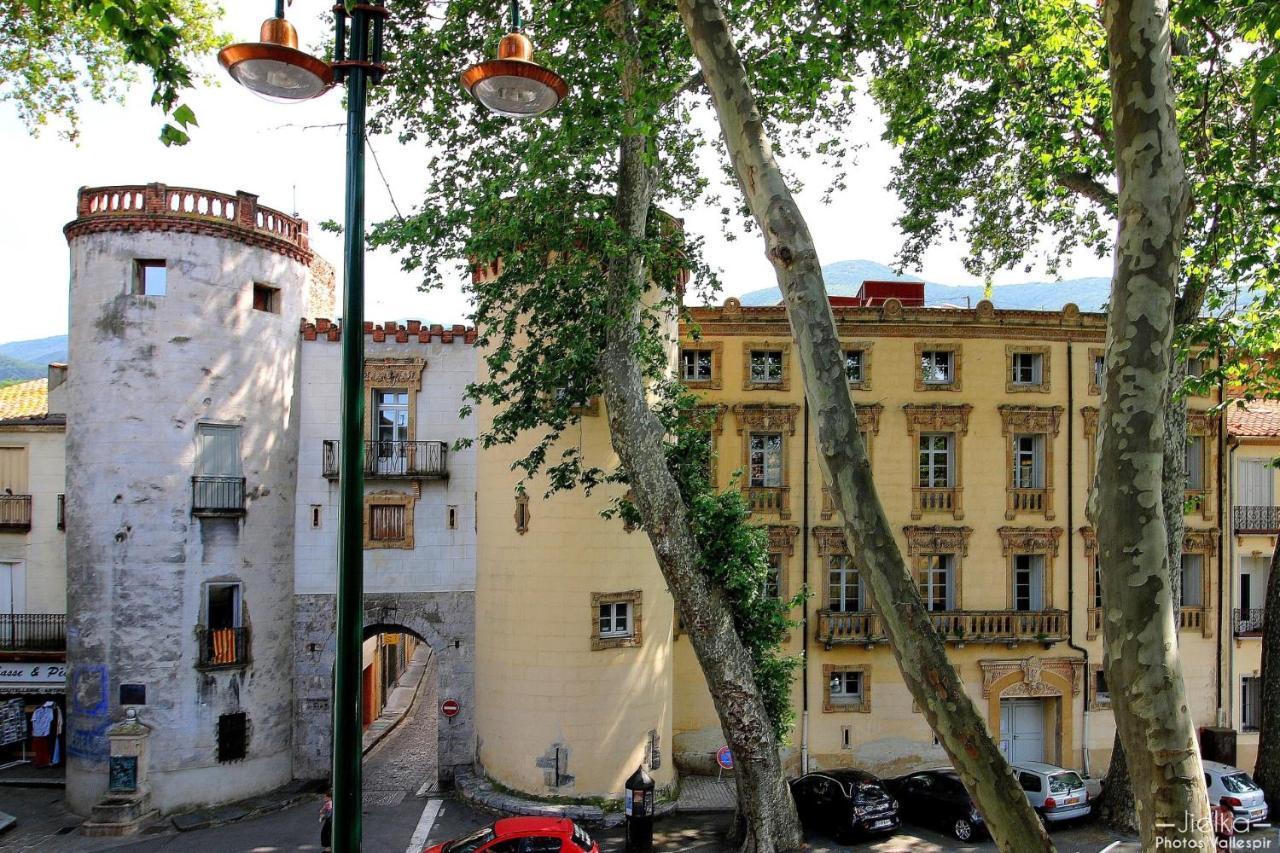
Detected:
left=366, top=132, right=405, bottom=221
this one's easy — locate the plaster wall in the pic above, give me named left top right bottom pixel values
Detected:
left=64, top=228, right=309, bottom=814
left=0, top=427, right=66, bottom=612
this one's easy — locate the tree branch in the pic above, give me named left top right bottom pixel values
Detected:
left=1057, top=170, right=1118, bottom=213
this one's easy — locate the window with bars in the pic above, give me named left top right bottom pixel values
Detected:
left=1011, top=352, right=1043, bottom=386
left=920, top=350, right=953, bottom=384
left=1012, top=434, right=1045, bottom=489
left=828, top=555, right=863, bottom=612
left=749, top=350, right=784, bottom=384
left=1012, top=554, right=1045, bottom=611
left=918, top=433, right=953, bottom=487
left=681, top=349, right=713, bottom=383
left=370, top=504, right=406, bottom=542
left=749, top=433, right=783, bottom=488
left=920, top=554, right=955, bottom=611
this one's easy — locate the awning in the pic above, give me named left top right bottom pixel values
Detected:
left=0, top=684, right=64, bottom=695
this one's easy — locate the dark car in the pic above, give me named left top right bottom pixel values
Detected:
left=885, top=768, right=986, bottom=842
left=789, top=769, right=900, bottom=841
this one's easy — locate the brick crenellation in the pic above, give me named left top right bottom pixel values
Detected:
left=300, top=318, right=478, bottom=345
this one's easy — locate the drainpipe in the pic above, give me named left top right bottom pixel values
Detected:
left=1217, top=372, right=1228, bottom=720
left=1225, top=439, right=1236, bottom=728
left=1065, top=342, right=1091, bottom=776
left=801, top=395, right=811, bottom=774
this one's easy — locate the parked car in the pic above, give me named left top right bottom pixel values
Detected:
left=424, top=817, right=598, bottom=853
left=884, top=768, right=986, bottom=842
left=1204, top=760, right=1269, bottom=827
left=1012, top=761, right=1092, bottom=825
left=789, top=769, right=900, bottom=841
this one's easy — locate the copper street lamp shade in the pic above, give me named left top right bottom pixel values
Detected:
left=218, top=16, right=334, bottom=102
left=461, top=32, right=568, bottom=118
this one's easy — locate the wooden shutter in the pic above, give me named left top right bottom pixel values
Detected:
left=0, top=447, right=28, bottom=494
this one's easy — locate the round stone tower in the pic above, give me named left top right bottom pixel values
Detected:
left=472, top=266, right=676, bottom=801
left=62, top=183, right=333, bottom=815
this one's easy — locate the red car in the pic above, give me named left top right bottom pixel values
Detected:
left=424, top=817, right=599, bottom=853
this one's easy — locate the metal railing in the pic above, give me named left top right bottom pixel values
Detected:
left=0, top=614, right=66, bottom=651
left=0, top=495, right=32, bottom=531
left=1234, top=505, right=1280, bottom=534
left=816, top=608, right=1068, bottom=646
left=1234, top=608, right=1265, bottom=636
left=191, top=476, right=246, bottom=515
left=322, top=440, right=448, bottom=479
left=196, top=626, right=251, bottom=668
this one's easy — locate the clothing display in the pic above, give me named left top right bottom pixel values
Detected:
left=30, top=701, right=62, bottom=767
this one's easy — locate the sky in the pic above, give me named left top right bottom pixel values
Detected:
left=0, top=5, right=1113, bottom=346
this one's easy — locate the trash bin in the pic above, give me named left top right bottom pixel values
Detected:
left=624, top=764, right=655, bottom=853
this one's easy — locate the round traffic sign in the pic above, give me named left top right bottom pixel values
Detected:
left=441, top=698, right=460, bottom=718
left=716, top=746, right=733, bottom=770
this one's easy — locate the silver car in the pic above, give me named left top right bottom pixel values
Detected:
left=1204, top=760, right=1268, bottom=827
left=1012, top=762, right=1092, bottom=824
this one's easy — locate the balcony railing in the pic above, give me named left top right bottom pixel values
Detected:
left=322, top=440, right=448, bottom=480
left=0, top=495, right=32, bottom=532
left=744, top=486, right=790, bottom=518
left=1087, top=607, right=1103, bottom=640
left=1179, top=606, right=1206, bottom=632
left=196, top=626, right=251, bottom=668
left=912, top=486, right=961, bottom=519
left=1234, top=506, right=1280, bottom=534
left=1234, top=608, right=1265, bottom=637
left=0, top=614, right=66, bottom=651
left=191, top=476, right=246, bottom=516
left=816, top=609, right=1068, bottom=647
left=1007, top=487, right=1048, bottom=517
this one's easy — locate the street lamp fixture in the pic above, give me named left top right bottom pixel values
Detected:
left=217, top=3, right=333, bottom=102
left=460, top=1, right=568, bottom=117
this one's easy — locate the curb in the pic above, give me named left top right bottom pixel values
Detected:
left=454, top=768, right=675, bottom=828
left=171, top=781, right=322, bottom=832
left=0, top=810, right=14, bottom=835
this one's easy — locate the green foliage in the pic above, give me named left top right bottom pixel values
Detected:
left=0, top=0, right=226, bottom=142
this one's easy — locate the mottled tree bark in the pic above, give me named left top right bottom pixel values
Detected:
left=675, top=1, right=1052, bottom=850
left=1090, top=0, right=1210, bottom=847
left=591, top=4, right=804, bottom=851
left=1253, top=547, right=1280, bottom=806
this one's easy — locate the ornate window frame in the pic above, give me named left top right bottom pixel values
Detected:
left=1082, top=527, right=1102, bottom=640
left=364, top=357, right=426, bottom=442
left=1184, top=410, right=1219, bottom=521
left=679, top=340, right=724, bottom=390
left=1088, top=663, right=1111, bottom=711
left=591, top=590, right=643, bottom=651
left=514, top=492, right=531, bottom=535
left=766, top=525, right=799, bottom=602
left=904, top=404, right=972, bottom=520
left=914, top=342, right=963, bottom=392
left=363, top=490, right=415, bottom=549
left=1181, top=529, right=1218, bottom=638
left=1006, top=345, right=1051, bottom=394
left=1087, top=347, right=1105, bottom=396
left=843, top=341, right=875, bottom=391
left=821, top=404, right=883, bottom=519
left=903, top=525, right=973, bottom=610
left=734, top=404, right=799, bottom=520
left=823, top=663, right=871, bottom=714
left=997, top=526, right=1063, bottom=611
left=742, top=340, right=792, bottom=391
left=1081, top=407, right=1099, bottom=489
left=1000, top=405, right=1063, bottom=521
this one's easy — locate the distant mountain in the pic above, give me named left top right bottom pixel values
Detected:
left=0, top=334, right=68, bottom=367
left=738, top=260, right=1110, bottom=312
left=0, top=354, right=44, bottom=382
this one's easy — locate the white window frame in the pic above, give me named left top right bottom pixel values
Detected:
left=1013, top=434, right=1045, bottom=489
left=195, top=423, right=243, bottom=477
left=918, top=433, right=954, bottom=488
left=598, top=601, right=632, bottom=639
left=920, top=350, right=953, bottom=385
left=1011, top=352, right=1043, bottom=386
left=749, top=350, right=784, bottom=384
left=921, top=554, right=955, bottom=611
left=749, top=433, right=784, bottom=488
left=681, top=349, right=713, bottom=383
left=828, top=555, right=863, bottom=613
left=830, top=670, right=864, bottom=704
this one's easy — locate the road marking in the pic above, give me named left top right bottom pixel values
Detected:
left=405, top=797, right=443, bottom=853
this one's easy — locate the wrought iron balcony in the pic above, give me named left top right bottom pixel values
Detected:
left=1234, top=608, right=1265, bottom=637
left=816, top=608, right=1068, bottom=648
left=191, top=476, right=246, bottom=516
left=0, top=614, right=66, bottom=652
left=196, top=626, right=251, bottom=668
left=0, top=495, right=32, bottom=532
left=322, top=440, right=449, bottom=480
left=1234, top=505, right=1280, bottom=534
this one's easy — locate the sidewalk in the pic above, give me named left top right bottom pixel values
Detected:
left=0, top=759, right=65, bottom=787
left=362, top=644, right=433, bottom=755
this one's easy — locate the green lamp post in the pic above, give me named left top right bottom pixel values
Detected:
left=219, top=2, right=567, bottom=850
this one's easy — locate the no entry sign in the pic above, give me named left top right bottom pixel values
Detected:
left=441, top=698, right=460, bottom=718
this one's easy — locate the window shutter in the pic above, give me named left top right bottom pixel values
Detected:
left=1030, top=555, right=1044, bottom=610
left=1033, top=435, right=1045, bottom=488
left=196, top=425, right=242, bottom=477
left=0, top=447, right=27, bottom=494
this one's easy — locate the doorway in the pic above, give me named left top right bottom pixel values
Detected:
left=1000, top=698, right=1046, bottom=764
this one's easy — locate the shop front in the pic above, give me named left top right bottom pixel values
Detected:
left=0, top=660, right=67, bottom=774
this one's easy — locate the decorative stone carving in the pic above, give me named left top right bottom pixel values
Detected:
left=1080, top=526, right=1097, bottom=556
left=998, top=405, right=1063, bottom=437
left=812, top=526, right=848, bottom=556
left=1081, top=407, right=1098, bottom=439
left=903, top=403, right=972, bottom=435
left=694, top=404, right=726, bottom=435
left=364, top=357, right=426, bottom=390
left=997, top=526, right=1063, bottom=556
left=733, top=404, right=800, bottom=436
left=1184, top=528, right=1220, bottom=554
left=979, top=656, right=1083, bottom=698
left=855, top=403, right=883, bottom=435
left=976, top=300, right=996, bottom=321
left=1188, top=409, right=1221, bottom=437
left=769, top=525, right=799, bottom=556
left=903, top=525, right=973, bottom=556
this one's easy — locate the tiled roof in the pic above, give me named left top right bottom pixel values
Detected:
left=1227, top=399, right=1280, bottom=438
left=0, top=379, right=49, bottom=421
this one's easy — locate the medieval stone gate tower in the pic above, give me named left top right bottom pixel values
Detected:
left=62, top=184, right=332, bottom=814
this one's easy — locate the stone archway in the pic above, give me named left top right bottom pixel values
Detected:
left=292, top=590, right=475, bottom=783
left=980, top=656, right=1083, bottom=768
